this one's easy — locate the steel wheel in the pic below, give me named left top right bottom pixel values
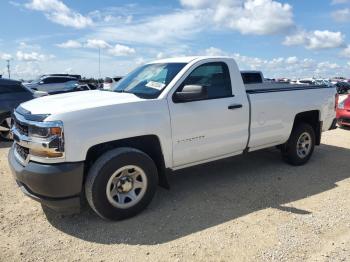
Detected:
left=0, top=117, right=12, bottom=140
left=106, top=165, right=148, bottom=209
left=296, top=132, right=312, bottom=158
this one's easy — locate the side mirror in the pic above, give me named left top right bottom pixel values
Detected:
left=39, top=81, right=44, bottom=85
left=174, top=85, right=208, bottom=102
left=33, top=90, right=49, bottom=98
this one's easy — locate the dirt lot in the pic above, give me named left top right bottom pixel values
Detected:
left=0, top=128, right=350, bottom=262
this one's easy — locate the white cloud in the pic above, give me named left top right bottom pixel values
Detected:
left=9, top=1, right=21, bottom=7
left=90, top=10, right=207, bottom=46
left=341, top=45, right=350, bottom=58
left=331, top=0, right=350, bottom=4
left=103, top=14, right=133, bottom=24
left=156, top=52, right=165, bottom=59
left=56, top=39, right=136, bottom=56
left=56, top=40, right=82, bottom=48
left=180, top=0, right=294, bottom=35
left=25, top=0, right=69, bottom=12
left=16, top=51, right=52, bottom=61
left=317, top=61, right=340, bottom=70
left=89, top=0, right=293, bottom=50
left=108, top=44, right=135, bottom=56
left=315, top=61, right=341, bottom=76
left=331, top=8, right=350, bottom=22
left=25, top=0, right=93, bottom=29
left=0, top=53, right=12, bottom=60
left=11, top=62, right=43, bottom=79
left=198, top=48, right=348, bottom=78
left=204, top=47, right=227, bottom=56
left=286, top=56, right=298, bottom=64
left=85, top=39, right=111, bottom=49
left=135, top=57, right=146, bottom=65
left=18, top=42, right=41, bottom=50
left=180, top=0, right=212, bottom=8
left=283, top=30, right=345, bottom=50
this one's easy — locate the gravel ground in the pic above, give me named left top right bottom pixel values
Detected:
left=0, top=128, right=350, bottom=262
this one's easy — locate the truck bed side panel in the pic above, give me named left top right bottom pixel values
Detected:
left=247, top=86, right=336, bottom=150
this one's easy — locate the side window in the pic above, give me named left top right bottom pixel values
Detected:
left=59, top=77, right=72, bottom=83
left=241, top=73, right=262, bottom=84
left=42, top=77, right=52, bottom=84
left=44, top=77, right=69, bottom=84
left=180, top=62, right=232, bottom=99
left=52, top=77, right=64, bottom=83
left=0, top=83, right=28, bottom=94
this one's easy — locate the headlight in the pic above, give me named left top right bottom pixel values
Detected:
left=338, top=100, right=345, bottom=109
left=28, top=125, right=62, bottom=138
left=28, top=121, right=64, bottom=158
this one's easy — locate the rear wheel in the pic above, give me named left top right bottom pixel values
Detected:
left=282, top=123, right=315, bottom=166
left=0, top=114, right=12, bottom=141
left=85, top=147, right=158, bottom=220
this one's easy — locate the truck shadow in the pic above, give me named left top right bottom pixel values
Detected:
left=44, top=144, right=350, bottom=245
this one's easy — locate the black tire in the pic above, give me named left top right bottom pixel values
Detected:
left=282, top=123, right=315, bottom=166
left=85, top=147, right=158, bottom=220
left=0, top=113, right=12, bottom=141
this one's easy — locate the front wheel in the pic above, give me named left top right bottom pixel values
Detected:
left=85, top=147, right=158, bottom=220
left=282, top=123, right=315, bottom=166
left=0, top=114, right=12, bottom=141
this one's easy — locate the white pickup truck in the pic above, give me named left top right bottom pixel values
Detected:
left=9, top=56, right=337, bottom=220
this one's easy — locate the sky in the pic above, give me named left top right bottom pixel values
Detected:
left=1, top=0, right=350, bottom=80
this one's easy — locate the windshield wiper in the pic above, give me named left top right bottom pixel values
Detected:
left=115, top=89, right=133, bottom=94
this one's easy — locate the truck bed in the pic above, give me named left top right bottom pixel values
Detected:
left=245, top=84, right=336, bottom=151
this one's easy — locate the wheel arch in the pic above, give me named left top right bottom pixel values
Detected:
left=85, top=135, right=170, bottom=189
left=292, top=110, right=322, bottom=145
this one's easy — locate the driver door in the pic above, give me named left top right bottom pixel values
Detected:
left=168, top=61, right=249, bottom=168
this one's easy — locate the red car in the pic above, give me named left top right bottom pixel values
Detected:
left=336, top=94, right=350, bottom=127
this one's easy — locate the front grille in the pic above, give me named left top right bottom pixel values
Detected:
left=15, top=143, right=29, bottom=160
left=14, top=119, right=28, bottom=136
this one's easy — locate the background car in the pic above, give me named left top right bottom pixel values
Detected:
left=336, top=93, right=350, bottom=128
left=0, top=79, right=34, bottom=140
left=336, top=83, right=350, bottom=128
left=47, top=81, right=92, bottom=95
left=103, top=76, right=122, bottom=90
left=24, top=75, right=80, bottom=93
left=335, top=82, right=350, bottom=95
left=39, top=74, right=81, bottom=80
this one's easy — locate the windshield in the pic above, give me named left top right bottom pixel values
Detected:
left=113, top=63, right=186, bottom=98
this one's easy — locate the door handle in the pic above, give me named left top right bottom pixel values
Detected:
left=228, top=104, right=243, bottom=110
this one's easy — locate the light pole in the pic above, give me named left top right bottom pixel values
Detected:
left=98, top=47, right=101, bottom=79
left=6, top=59, right=11, bottom=79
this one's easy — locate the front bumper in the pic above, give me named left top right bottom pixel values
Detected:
left=336, top=109, right=350, bottom=127
left=338, top=118, right=350, bottom=126
left=8, top=146, right=84, bottom=214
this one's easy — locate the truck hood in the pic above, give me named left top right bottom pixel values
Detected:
left=20, top=90, right=145, bottom=115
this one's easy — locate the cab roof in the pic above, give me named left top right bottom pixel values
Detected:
left=149, top=56, right=232, bottom=64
